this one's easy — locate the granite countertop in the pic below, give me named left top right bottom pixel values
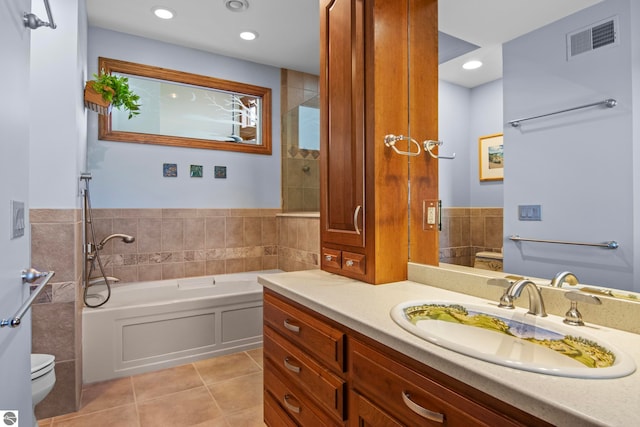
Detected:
left=258, top=269, right=640, bottom=427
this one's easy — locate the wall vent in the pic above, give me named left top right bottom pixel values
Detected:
left=567, top=16, right=618, bottom=60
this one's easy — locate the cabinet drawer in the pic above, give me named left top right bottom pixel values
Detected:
left=350, top=390, right=403, bottom=427
left=264, top=389, right=297, bottom=427
left=265, top=359, right=341, bottom=427
left=264, top=325, right=346, bottom=420
left=264, top=291, right=345, bottom=372
left=322, top=247, right=342, bottom=270
left=342, top=251, right=365, bottom=275
left=350, top=339, right=522, bottom=427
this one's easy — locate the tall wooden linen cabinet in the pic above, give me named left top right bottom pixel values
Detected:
left=320, top=0, right=439, bottom=284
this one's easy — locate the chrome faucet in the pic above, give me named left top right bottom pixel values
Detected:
left=506, top=279, right=547, bottom=317
left=550, top=271, right=579, bottom=287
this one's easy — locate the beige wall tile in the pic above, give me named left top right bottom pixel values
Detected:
left=162, top=262, right=185, bottom=280
left=225, top=258, right=245, bottom=273
left=161, top=218, right=184, bottom=251
left=138, top=218, right=162, bottom=253
left=138, top=264, right=162, bottom=282
left=184, top=217, right=205, bottom=250
left=244, top=217, right=262, bottom=246
left=185, top=261, right=205, bottom=277
left=205, top=260, right=226, bottom=275
left=262, top=217, right=277, bottom=245
left=31, top=223, right=76, bottom=282
left=205, top=217, right=226, bottom=249
left=225, top=217, right=244, bottom=248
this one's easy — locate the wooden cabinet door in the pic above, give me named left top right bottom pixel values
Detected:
left=320, top=0, right=366, bottom=249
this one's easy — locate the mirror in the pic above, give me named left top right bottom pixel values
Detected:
left=437, top=0, right=638, bottom=293
left=98, top=57, right=272, bottom=155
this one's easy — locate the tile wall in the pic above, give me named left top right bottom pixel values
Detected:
left=281, top=69, right=320, bottom=212
left=30, top=209, right=83, bottom=418
left=85, top=209, right=280, bottom=282
left=29, top=207, right=319, bottom=419
left=277, top=213, right=320, bottom=271
left=439, top=207, right=503, bottom=267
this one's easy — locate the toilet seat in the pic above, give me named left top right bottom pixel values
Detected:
left=31, top=354, right=55, bottom=381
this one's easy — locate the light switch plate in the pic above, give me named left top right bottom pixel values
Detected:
left=10, top=200, right=25, bottom=239
left=518, top=204, right=542, bottom=221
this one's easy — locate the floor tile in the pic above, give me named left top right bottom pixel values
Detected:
left=208, top=372, right=263, bottom=414
left=137, top=386, right=223, bottom=427
left=224, top=405, right=267, bottom=427
left=133, top=363, right=203, bottom=402
left=246, top=348, right=263, bottom=369
left=194, top=352, right=262, bottom=384
left=78, top=377, right=134, bottom=415
left=51, top=404, right=138, bottom=427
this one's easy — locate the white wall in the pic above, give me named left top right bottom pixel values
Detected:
left=86, top=27, right=281, bottom=208
left=469, top=79, right=503, bottom=207
left=29, top=0, right=87, bottom=209
left=438, top=79, right=503, bottom=208
left=0, top=0, right=35, bottom=422
left=503, top=0, right=636, bottom=289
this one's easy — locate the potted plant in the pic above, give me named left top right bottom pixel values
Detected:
left=84, top=70, right=141, bottom=119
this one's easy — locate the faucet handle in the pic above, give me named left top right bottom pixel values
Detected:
left=563, top=291, right=602, bottom=326
left=487, top=278, right=514, bottom=309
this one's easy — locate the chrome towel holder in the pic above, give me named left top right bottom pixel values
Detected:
left=1, top=269, right=55, bottom=328
left=23, top=0, right=57, bottom=30
left=509, top=235, right=619, bottom=249
left=508, top=98, right=616, bottom=128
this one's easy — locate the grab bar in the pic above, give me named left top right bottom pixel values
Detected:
left=1, top=269, right=55, bottom=328
left=509, top=235, right=618, bottom=249
left=508, top=98, right=616, bottom=127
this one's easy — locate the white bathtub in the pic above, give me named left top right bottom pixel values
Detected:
left=82, top=270, right=280, bottom=384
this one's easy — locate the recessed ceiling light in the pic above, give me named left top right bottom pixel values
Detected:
left=152, top=7, right=175, bottom=20
left=462, top=60, right=483, bottom=70
left=225, top=0, right=249, bottom=12
left=240, top=31, right=258, bottom=41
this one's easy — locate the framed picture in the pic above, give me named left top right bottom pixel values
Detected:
left=478, top=133, right=504, bottom=181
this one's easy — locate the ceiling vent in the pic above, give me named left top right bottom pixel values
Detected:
left=567, top=16, right=618, bottom=60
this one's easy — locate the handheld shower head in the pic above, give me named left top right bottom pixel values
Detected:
left=97, top=233, right=136, bottom=249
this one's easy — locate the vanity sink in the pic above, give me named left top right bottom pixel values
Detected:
left=390, top=300, right=636, bottom=379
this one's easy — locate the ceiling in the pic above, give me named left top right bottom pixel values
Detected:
left=87, top=0, right=604, bottom=88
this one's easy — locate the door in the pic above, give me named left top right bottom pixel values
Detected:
left=320, top=0, right=366, bottom=249
left=0, top=0, right=34, bottom=422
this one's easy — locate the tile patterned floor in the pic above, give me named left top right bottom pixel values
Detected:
left=37, top=349, right=266, bottom=427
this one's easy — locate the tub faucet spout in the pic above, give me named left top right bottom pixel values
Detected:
left=507, top=279, right=547, bottom=317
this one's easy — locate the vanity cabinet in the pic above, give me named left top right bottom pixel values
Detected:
left=263, top=290, right=347, bottom=426
left=319, top=0, right=439, bottom=284
left=263, top=289, right=553, bottom=427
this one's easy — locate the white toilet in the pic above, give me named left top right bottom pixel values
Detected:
left=31, top=354, right=56, bottom=427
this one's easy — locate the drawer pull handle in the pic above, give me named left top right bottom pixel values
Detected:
left=283, top=357, right=301, bottom=373
left=345, top=259, right=354, bottom=267
left=402, top=391, right=444, bottom=423
left=283, top=394, right=301, bottom=414
left=283, top=319, right=300, bottom=333
left=354, top=205, right=362, bottom=235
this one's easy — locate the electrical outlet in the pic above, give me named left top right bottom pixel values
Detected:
left=11, top=200, right=25, bottom=239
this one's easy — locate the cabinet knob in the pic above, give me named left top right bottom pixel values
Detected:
left=325, top=254, right=333, bottom=261
left=345, top=260, right=354, bottom=267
